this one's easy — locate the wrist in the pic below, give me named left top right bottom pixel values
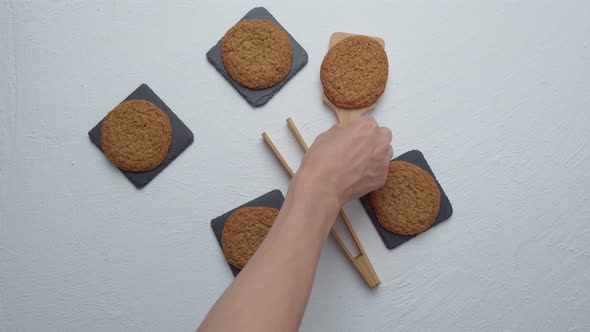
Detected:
left=286, top=173, right=341, bottom=227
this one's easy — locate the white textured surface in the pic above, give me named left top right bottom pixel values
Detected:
left=1, top=0, right=590, bottom=331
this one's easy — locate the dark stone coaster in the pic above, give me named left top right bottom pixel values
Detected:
left=206, top=7, right=308, bottom=107
left=360, top=150, right=453, bottom=250
left=88, top=83, right=194, bottom=189
left=211, top=190, right=285, bottom=276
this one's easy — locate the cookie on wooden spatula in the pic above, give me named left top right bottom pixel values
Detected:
left=320, top=33, right=389, bottom=125
left=321, top=35, right=389, bottom=109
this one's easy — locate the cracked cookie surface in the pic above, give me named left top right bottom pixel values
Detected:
left=222, top=206, right=279, bottom=269
left=321, top=35, right=388, bottom=109
left=101, top=100, right=172, bottom=172
left=221, top=19, right=293, bottom=89
left=369, top=161, right=440, bottom=235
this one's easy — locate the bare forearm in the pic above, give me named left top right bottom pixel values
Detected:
left=198, top=179, right=339, bottom=332
left=198, top=117, right=392, bottom=332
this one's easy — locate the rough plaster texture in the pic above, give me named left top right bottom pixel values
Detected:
left=1, top=1, right=589, bottom=331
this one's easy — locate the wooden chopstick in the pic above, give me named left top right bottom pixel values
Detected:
left=262, top=120, right=381, bottom=288
left=261, top=132, right=295, bottom=177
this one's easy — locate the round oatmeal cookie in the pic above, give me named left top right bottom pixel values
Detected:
left=369, top=161, right=440, bottom=235
left=221, top=19, right=293, bottom=89
left=320, top=35, right=389, bottom=109
left=221, top=206, right=279, bottom=269
left=101, top=100, right=172, bottom=172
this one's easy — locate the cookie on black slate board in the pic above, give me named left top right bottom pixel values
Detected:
left=207, top=7, right=308, bottom=107
left=101, top=100, right=172, bottom=172
left=369, top=161, right=441, bottom=235
left=222, top=206, right=279, bottom=269
left=89, top=84, right=194, bottom=188
left=360, top=150, right=453, bottom=249
left=221, top=19, right=293, bottom=89
left=211, top=190, right=285, bottom=276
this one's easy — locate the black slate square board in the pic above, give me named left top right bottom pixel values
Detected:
left=88, top=83, right=194, bottom=189
left=206, top=7, right=308, bottom=107
left=211, top=190, right=285, bottom=276
left=360, top=150, right=453, bottom=250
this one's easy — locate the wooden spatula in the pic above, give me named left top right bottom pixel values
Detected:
left=323, top=32, right=386, bottom=126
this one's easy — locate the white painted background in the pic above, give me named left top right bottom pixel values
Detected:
left=1, top=0, right=589, bottom=331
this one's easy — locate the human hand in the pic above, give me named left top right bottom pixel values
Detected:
left=290, top=116, right=393, bottom=214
